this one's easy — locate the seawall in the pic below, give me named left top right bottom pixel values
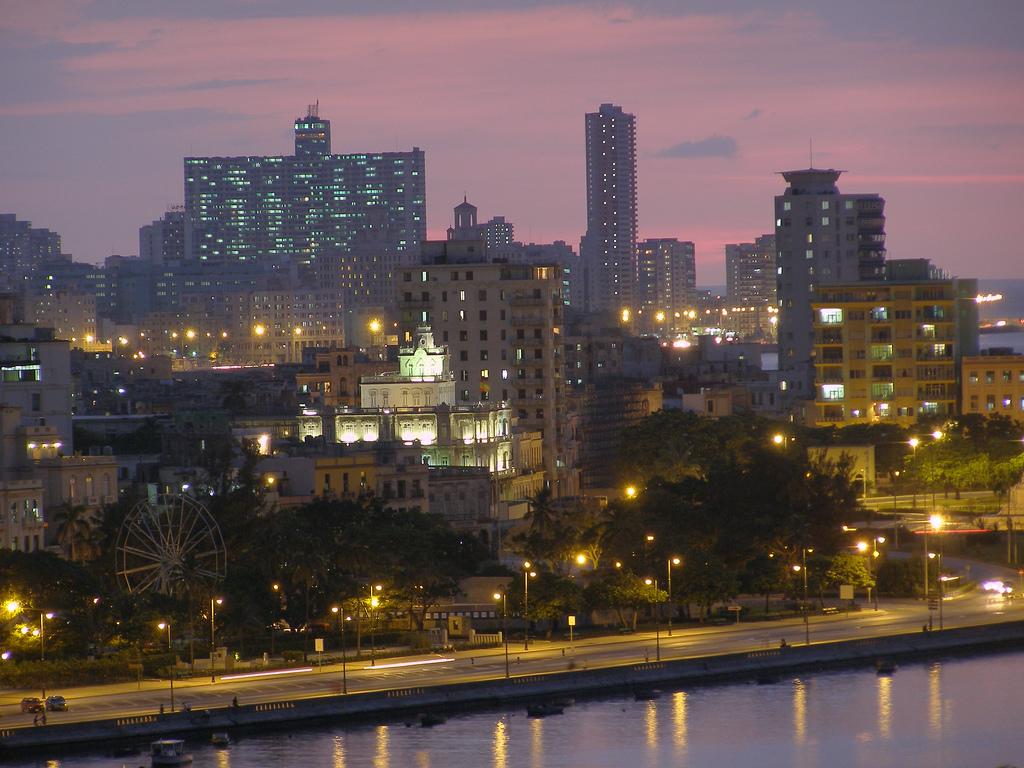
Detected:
left=4, top=620, right=1024, bottom=757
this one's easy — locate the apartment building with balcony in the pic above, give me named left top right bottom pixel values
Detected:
left=810, top=260, right=978, bottom=426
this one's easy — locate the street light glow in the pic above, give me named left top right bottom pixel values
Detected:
left=625, top=485, right=638, bottom=499
left=4, top=600, right=21, bottom=614
left=772, top=433, right=785, bottom=445
left=576, top=554, right=587, bottom=565
left=932, top=430, right=944, bottom=440
left=930, top=514, right=944, bottom=531
left=909, top=437, right=920, bottom=449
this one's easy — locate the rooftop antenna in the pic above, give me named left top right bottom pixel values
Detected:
left=308, top=101, right=319, bottom=119
left=809, top=138, right=813, bottom=168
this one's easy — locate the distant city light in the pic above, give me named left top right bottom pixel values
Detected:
left=974, top=293, right=1002, bottom=303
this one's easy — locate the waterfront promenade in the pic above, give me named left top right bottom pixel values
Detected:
left=1, top=579, right=1022, bottom=755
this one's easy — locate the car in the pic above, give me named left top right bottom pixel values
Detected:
left=19, top=697, right=44, bottom=714
left=45, top=695, right=67, bottom=712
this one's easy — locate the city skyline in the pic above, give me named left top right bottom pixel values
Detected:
left=2, top=1, right=1023, bottom=281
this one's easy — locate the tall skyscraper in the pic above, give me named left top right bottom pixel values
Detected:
left=775, top=169, right=885, bottom=409
left=183, top=105, right=426, bottom=299
left=581, top=104, right=637, bottom=316
left=0, top=214, right=63, bottom=291
left=636, top=238, right=696, bottom=332
left=726, top=234, right=776, bottom=308
left=139, top=208, right=185, bottom=266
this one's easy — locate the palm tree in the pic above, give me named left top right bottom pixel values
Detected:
left=55, top=504, right=97, bottom=562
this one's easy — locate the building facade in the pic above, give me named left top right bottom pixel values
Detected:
left=961, top=354, right=1024, bottom=421
left=775, top=169, right=886, bottom=410
left=726, top=234, right=776, bottom=308
left=811, top=266, right=978, bottom=426
left=397, top=250, right=576, bottom=495
left=183, top=105, right=426, bottom=294
left=581, top=104, right=638, bottom=316
left=636, top=238, right=696, bottom=333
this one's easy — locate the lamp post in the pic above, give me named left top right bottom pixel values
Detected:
left=210, top=597, right=223, bottom=682
left=493, top=592, right=510, bottom=679
left=522, top=562, right=536, bottom=651
left=929, top=513, right=945, bottom=629
left=857, top=538, right=884, bottom=610
left=913, top=438, right=921, bottom=512
left=331, top=606, right=350, bottom=693
left=39, top=611, right=54, bottom=662
left=644, top=578, right=661, bottom=661
left=157, top=621, right=174, bottom=713
left=666, top=557, right=680, bottom=636
left=368, top=584, right=382, bottom=666
left=792, top=547, right=811, bottom=646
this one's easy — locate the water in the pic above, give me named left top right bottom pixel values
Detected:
left=22, top=650, right=1024, bottom=768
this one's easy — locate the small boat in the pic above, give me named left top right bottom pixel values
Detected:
left=551, top=697, right=575, bottom=708
left=527, top=703, right=564, bottom=718
left=210, top=732, right=231, bottom=747
left=150, top=739, right=193, bottom=766
left=875, top=660, right=897, bottom=675
left=634, top=689, right=661, bottom=701
left=419, top=712, right=447, bottom=727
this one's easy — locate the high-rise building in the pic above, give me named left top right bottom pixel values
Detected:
left=581, top=104, right=637, bottom=316
left=0, top=214, right=63, bottom=292
left=811, top=260, right=977, bottom=426
left=183, top=105, right=426, bottom=296
left=726, top=234, right=776, bottom=307
left=447, top=198, right=515, bottom=250
left=636, top=238, right=696, bottom=332
left=775, top=169, right=886, bottom=410
left=139, top=208, right=185, bottom=266
left=397, top=244, right=577, bottom=495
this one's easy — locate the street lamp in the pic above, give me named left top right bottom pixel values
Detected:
left=924, top=513, right=944, bottom=602
left=39, top=611, right=54, bottom=662
left=157, top=621, right=174, bottom=713
left=522, top=563, right=536, bottom=651
left=493, top=592, right=510, bottom=679
left=331, top=605, right=351, bottom=693
left=210, top=597, right=223, bottom=682
left=368, top=584, right=383, bottom=666
left=644, top=578, right=661, bottom=661
left=624, top=485, right=638, bottom=500
left=928, top=514, right=945, bottom=630
left=792, top=546, right=812, bottom=646
left=909, top=437, right=920, bottom=509
left=857, top=538, right=884, bottom=610
left=667, top=557, right=681, bottom=636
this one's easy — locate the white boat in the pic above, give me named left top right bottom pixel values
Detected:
left=150, top=739, right=193, bottom=766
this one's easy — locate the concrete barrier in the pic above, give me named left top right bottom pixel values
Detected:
left=4, top=620, right=1024, bottom=756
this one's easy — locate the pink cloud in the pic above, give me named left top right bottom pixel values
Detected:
left=0, top=4, right=1022, bottom=279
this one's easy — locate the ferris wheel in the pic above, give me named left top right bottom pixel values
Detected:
left=114, top=494, right=226, bottom=595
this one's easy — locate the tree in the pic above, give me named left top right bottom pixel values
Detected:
left=507, top=572, right=584, bottom=638
left=54, top=504, right=98, bottom=563
left=825, top=552, right=873, bottom=593
left=583, top=571, right=665, bottom=630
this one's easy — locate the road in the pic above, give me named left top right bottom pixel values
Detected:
left=3, top=580, right=1021, bottom=731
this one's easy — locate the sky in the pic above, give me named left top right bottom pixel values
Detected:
left=2, top=1, right=1023, bottom=284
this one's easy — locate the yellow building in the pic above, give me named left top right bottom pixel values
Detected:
left=961, top=354, right=1024, bottom=421
left=811, top=269, right=977, bottom=426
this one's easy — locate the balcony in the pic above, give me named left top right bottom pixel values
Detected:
left=511, top=314, right=546, bottom=326
left=510, top=293, right=546, bottom=307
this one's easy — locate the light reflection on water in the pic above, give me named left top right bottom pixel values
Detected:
left=877, top=674, right=892, bottom=741
left=18, top=651, right=1024, bottom=768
